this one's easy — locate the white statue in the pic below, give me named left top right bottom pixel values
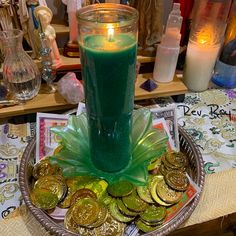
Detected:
left=34, top=6, right=62, bottom=69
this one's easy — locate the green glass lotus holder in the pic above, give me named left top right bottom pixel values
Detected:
left=50, top=108, right=168, bottom=186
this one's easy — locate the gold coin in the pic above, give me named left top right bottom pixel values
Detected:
left=162, top=157, right=178, bottom=170
left=137, top=185, right=154, bottom=204
left=71, top=198, right=100, bottom=226
left=58, top=193, right=73, bottom=208
left=89, top=203, right=108, bottom=228
left=65, top=207, right=95, bottom=235
left=165, top=170, right=189, bottom=191
left=64, top=207, right=80, bottom=233
left=140, top=205, right=166, bottom=223
left=70, top=188, right=97, bottom=206
left=32, top=158, right=61, bottom=179
left=165, top=152, right=188, bottom=168
left=163, top=157, right=187, bottom=173
left=116, top=199, right=138, bottom=217
left=34, top=175, right=67, bottom=201
left=99, top=192, right=113, bottom=206
left=141, top=219, right=164, bottom=226
left=109, top=201, right=135, bottom=223
left=159, top=164, right=170, bottom=176
left=107, top=180, right=134, bottom=197
left=136, top=219, right=161, bottom=233
left=148, top=176, right=172, bottom=206
left=58, top=185, right=77, bottom=208
left=156, top=178, right=182, bottom=204
left=30, top=188, right=58, bottom=210
left=94, top=214, right=125, bottom=236
left=122, top=190, right=148, bottom=212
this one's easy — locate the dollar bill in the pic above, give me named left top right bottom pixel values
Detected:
left=153, top=118, right=176, bottom=151
left=150, top=105, right=180, bottom=151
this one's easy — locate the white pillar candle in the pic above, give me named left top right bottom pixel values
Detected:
left=183, top=40, right=221, bottom=92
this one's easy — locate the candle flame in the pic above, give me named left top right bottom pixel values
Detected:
left=107, top=25, right=114, bottom=42
left=197, top=25, right=216, bottom=46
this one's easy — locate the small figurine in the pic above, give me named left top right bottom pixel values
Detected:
left=62, top=0, right=82, bottom=57
left=34, top=6, right=62, bottom=69
left=131, top=0, right=164, bottom=56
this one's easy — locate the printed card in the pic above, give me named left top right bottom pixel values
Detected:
left=164, top=175, right=201, bottom=223
left=36, top=113, right=69, bottom=162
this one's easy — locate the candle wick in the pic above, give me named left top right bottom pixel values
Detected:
left=108, top=36, right=115, bottom=42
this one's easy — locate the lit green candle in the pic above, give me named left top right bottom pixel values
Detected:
left=77, top=4, right=138, bottom=172
left=80, top=32, right=137, bottom=172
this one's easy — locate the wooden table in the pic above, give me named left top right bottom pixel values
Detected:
left=0, top=73, right=187, bottom=119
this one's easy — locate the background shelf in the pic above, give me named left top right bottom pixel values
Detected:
left=0, top=73, right=187, bottom=119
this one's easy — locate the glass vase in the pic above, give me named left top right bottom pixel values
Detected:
left=77, top=3, right=138, bottom=172
left=0, top=29, right=41, bottom=101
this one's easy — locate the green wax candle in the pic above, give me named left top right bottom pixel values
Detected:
left=80, top=34, right=137, bottom=172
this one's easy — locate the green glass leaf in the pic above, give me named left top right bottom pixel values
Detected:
left=132, top=108, right=153, bottom=149
left=49, top=109, right=168, bottom=186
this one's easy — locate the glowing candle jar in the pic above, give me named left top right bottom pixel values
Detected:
left=77, top=4, right=138, bottom=172
left=183, top=0, right=231, bottom=92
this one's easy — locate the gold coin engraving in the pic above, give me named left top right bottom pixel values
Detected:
left=165, top=170, right=189, bottom=191
left=156, top=179, right=182, bottom=204
left=72, top=198, right=99, bottom=226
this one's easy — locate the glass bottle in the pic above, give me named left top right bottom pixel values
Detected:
left=224, top=0, right=236, bottom=46
left=0, top=29, right=41, bottom=101
left=211, top=0, right=236, bottom=88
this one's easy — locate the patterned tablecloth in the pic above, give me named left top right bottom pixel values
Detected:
left=177, top=89, right=236, bottom=174
left=0, top=88, right=235, bottom=221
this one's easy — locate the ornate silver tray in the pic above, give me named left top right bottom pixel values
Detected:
left=19, top=126, right=205, bottom=236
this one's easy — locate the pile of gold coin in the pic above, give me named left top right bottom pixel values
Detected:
left=102, top=178, right=168, bottom=233
left=30, top=152, right=190, bottom=235
left=64, top=197, right=125, bottom=235
left=31, top=158, right=67, bottom=210
left=159, top=152, right=188, bottom=175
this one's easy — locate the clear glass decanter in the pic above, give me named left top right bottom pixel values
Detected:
left=0, top=29, right=41, bottom=101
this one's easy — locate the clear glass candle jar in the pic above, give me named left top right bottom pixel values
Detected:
left=77, top=3, right=138, bottom=172
left=0, top=29, right=41, bottom=101
left=183, top=0, right=231, bottom=92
